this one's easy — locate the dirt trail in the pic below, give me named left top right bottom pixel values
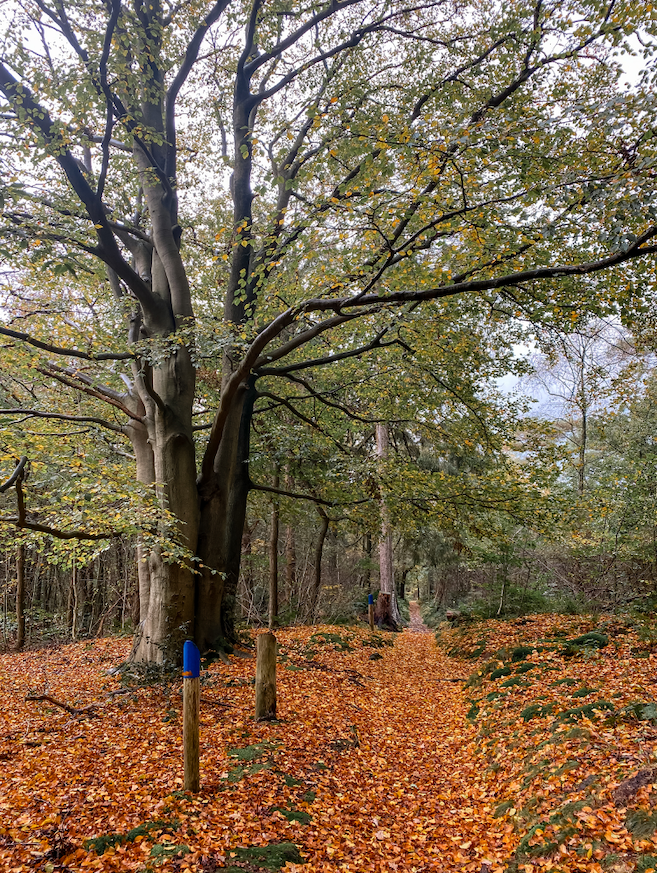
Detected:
left=407, top=599, right=432, bottom=633
left=0, top=631, right=503, bottom=873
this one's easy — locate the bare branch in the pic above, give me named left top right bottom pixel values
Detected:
left=301, top=231, right=657, bottom=314
left=254, top=312, right=362, bottom=368
left=0, top=516, right=118, bottom=540
left=250, top=479, right=371, bottom=508
left=0, top=408, right=124, bottom=434
left=0, top=456, right=28, bottom=493
left=36, top=366, right=142, bottom=422
left=165, top=0, right=231, bottom=178
left=0, top=63, right=160, bottom=320
left=256, top=328, right=397, bottom=375
left=0, top=325, right=134, bottom=361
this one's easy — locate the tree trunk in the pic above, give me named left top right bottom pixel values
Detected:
left=131, top=347, right=199, bottom=665
left=124, top=418, right=156, bottom=625
left=308, top=506, right=329, bottom=622
left=578, top=370, right=587, bottom=497
left=15, top=544, right=25, bottom=651
left=376, top=423, right=401, bottom=630
left=194, top=379, right=256, bottom=654
left=285, top=525, right=296, bottom=598
left=268, top=470, right=279, bottom=630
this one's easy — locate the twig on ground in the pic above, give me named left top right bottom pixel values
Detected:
left=25, top=693, right=99, bottom=717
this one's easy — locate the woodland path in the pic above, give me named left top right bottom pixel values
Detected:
left=0, top=629, right=504, bottom=873
left=407, top=600, right=432, bottom=633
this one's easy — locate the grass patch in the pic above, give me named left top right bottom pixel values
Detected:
left=626, top=810, right=657, bottom=839
left=501, top=677, right=530, bottom=688
left=218, top=842, right=305, bottom=871
left=227, top=742, right=278, bottom=761
left=272, top=806, right=312, bottom=825
left=149, top=843, right=190, bottom=863
left=515, top=662, right=537, bottom=674
left=307, top=632, right=354, bottom=652
left=635, top=854, right=657, bottom=873
left=362, top=634, right=394, bottom=649
left=84, top=819, right=180, bottom=855
left=570, top=686, right=598, bottom=698
left=520, top=703, right=554, bottom=722
left=556, top=700, right=615, bottom=723
left=511, top=646, right=534, bottom=662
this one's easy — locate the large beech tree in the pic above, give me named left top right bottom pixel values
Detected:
left=0, top=0, right=655, bottom=663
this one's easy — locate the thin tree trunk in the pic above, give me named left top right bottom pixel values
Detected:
left=15, top=544, right=25, bottom=651
left=362, top=532, right=373, bottom=593
left=284, top=471, right=296, bottom=603
left=268, top=469, right=279, bottom=629
left=285, top=525, right=296, bottom=598
left=578, top=367, right=587, bottom=496
left=71, top=557, right=78, bottom=641
left=308, top=506, right=329, bottom=622
left=66, top=565, right=74, bottom=638
left=376, top=423, right=401, bottom=629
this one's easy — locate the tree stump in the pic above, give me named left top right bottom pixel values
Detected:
left=374, top=593, right=399, bottom=632
left=255, top=632, right=277, bottom=720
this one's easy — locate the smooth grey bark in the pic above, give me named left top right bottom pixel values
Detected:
left=376, top=423, right=402, bottom=629
left=308, top=506, right=330, bottom=621
left=195, top=378, right=256, bottom=652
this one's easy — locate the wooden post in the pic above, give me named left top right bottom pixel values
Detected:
left=182, top=640, right=200, bottom=792
left=368, top=593, right=375, bottom=631
left=255, top=631, right=277, bottom=720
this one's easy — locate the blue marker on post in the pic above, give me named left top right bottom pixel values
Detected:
left=183, top=640, right=200, bottom=678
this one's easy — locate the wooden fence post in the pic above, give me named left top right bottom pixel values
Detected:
left=183, top=640, right=200, bottom=792
left=255, top=632, right=277, bottom=720
left=368, top=593, right=375, bottom=631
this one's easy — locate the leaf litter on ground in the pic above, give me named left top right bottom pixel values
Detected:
left=1, top=615, right=657, bottom=872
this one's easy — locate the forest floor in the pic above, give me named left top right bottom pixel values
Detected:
left=1, top=615, right=657, bottom=873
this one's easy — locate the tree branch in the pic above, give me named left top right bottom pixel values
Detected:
left=36, top=366, right=143, bottom=422
left=0, top=63, right=161, bottom=321
left=0, top=516, right=119, bottom=540
left=199, top=307, right=297, bottom=485
left=0, top=408, right=124, bottom=434
left=254, top=312, right=362, bottom=368
left=0, top=456, right=28, bottom=493
left=165, top=0, right=231, bottom=178
left=256, top=328, right=398, bottom=375
left=250, top=480, right=371, bottom=508
left=301, top=231, right=657, bottom=314
left=0, top=325, right=134, bottom=361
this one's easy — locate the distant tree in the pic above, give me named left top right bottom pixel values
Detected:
left=525, top=319, right=636, bottom=495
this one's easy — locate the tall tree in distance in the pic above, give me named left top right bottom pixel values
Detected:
left=0, top=0, right=655, bottom=663
left=525, top=320, right=635, bottom=495
left=375, top=422, right=401, bottom=630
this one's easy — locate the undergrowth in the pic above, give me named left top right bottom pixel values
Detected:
left=438, top=613, right=657, bottom=872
